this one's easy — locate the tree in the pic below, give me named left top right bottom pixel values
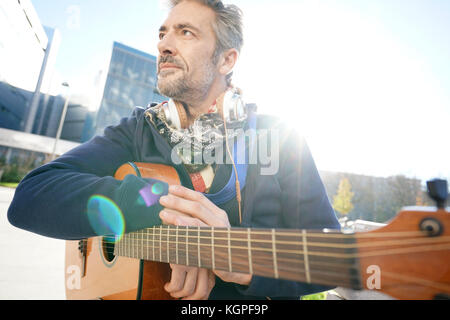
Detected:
left=333, top=178, right=355, bottom=216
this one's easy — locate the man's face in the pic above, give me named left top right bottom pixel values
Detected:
left=157, top=1, right=219, bottom=103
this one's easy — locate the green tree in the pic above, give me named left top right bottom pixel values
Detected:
left=333, top=178, right=355, bottom=216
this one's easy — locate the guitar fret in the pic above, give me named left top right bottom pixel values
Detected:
left=211, top=227, right=215, bottom=270
left=167, top=226, right=170, bottom=263
left=159, top=226, right=162, bottom=262
left=152, top=228, right=155, bottom=261
left=197, top=226, right=201, bottom=268
left=134, top=231, right=137, bottom=259
left=228, top=229, right=232, bottom=272
left=146, top=228, right=149, bottom=260
left=176, top=225, right=179, bottom=265
left=272, top=229, right=279, bottom=279
left=186, top=227, right=189, bottom=266
left=302, top=230, right=311, bottom=283
left=131, top=232, right=135, bottom=259
left=248, top=228, right=253, bottom=274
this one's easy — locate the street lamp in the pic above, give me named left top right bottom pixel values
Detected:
left=50, top=82, right=71, bottom=161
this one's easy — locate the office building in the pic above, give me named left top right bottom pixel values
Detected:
left=0, top=0, right=48, bottom=92
left=89, top=42, right=166, bottom=139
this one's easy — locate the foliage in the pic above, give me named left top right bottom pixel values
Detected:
left=301, top=291, right=328, bottom=300
left=332, top=178, right=354, bottom=216
left=0, top=182, right=19, bottom=188
left=321, top=171, right=425, bottom=223
left=0, top=163, right=28, bottom=183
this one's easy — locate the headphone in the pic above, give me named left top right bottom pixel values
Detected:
left=161, top=87, right=246, bottom=130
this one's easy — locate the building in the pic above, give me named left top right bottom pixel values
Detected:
left=0, top=0, right=67, bottom=138
left=88, top=42, right=166, bottom=140
left=0, top=0, right=49, bottom=92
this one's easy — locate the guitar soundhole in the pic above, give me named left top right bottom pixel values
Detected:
left=101, top=236, right=116, bottom=263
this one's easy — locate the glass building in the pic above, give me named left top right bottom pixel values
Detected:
left=0, top=0, right=48, bottom=92
left=90, top=42, right=166, bottom=139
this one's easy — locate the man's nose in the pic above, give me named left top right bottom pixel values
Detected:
left=157, top=32, right=177, bottom=56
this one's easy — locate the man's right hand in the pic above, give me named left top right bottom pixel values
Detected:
left=164, top=264, right=215, bottom=300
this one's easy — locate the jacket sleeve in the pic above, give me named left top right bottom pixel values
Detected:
left=7, top=109, right=167, bottom=240
left=237, top=123, right=341, bottom=298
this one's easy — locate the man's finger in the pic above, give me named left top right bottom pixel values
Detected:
left=164, top=264, right=187, bottom=293
left=183, top=268, right=213, bottom=300
left=171, top=266, right=198, bottom=298
left=160, top=194, right=211, bottom=224
left=168, top=185, right=218, bottom=212
left=160, top=209, right=208, bottom=227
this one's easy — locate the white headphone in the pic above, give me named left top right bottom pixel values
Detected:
left=161, top=87, right=246, bottom=130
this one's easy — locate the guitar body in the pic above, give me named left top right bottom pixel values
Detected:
left=65, top=163, right=179, bottom=300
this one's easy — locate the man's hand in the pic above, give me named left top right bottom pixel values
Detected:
left=164, top=264, right=215, bottom=300
left=159, top=185, right=252, bottom=293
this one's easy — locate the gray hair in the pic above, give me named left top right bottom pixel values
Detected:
left=168, top=0, right=244, bottom=62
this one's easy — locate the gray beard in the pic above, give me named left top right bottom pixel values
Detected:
left=157, top=63, right=216, bottom=105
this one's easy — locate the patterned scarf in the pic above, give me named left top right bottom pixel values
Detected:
left=145, top=102, right=248, bottom=173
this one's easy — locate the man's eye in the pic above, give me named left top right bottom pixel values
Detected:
left=182, top=30, right=193, bottom=37
left=159, top=33, right=166, bottom=40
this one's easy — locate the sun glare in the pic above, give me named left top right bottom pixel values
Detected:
left=234, top=1, right=450, bottom=181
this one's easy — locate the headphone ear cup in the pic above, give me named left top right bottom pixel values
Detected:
left=221, top=89, right=245, bottom=122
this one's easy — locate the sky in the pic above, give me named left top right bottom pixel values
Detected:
left=31, top=0, right=450, bottom=183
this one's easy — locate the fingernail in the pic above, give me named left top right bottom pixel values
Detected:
left=160, top=195, right=168, bottom=203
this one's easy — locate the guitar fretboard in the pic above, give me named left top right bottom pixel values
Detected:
left=114, top=225, right=362, bottom=289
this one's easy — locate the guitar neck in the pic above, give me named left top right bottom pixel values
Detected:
left=114, top=226, right=362, bottom=289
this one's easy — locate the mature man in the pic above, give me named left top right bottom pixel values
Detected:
left=8, top=0, right=340, bottom=300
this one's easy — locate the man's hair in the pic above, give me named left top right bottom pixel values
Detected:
left=168, top=0, right=244, bottom=62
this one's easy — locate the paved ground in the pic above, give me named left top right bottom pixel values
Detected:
left=0, top=186, right=393, bottom=300
left=0, top=187, right=66, bottom=300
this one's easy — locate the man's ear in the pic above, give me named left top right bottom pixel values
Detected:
left=218, top=48, right=239, bottom=76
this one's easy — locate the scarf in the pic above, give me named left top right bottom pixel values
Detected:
left=145, top=101, right=248, bottom=173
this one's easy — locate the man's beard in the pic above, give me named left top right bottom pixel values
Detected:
left=157, top=55, right=216, bottom=104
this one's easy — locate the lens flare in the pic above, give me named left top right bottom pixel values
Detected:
left=86, top=195, right=125, bottom=242
left=139, top=182, right=165, bottom=207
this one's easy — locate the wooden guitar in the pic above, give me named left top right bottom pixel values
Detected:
left=65, top=163, right=450, bottom=300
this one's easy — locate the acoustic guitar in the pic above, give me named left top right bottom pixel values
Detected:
left=65, top=162, right=450, bottom=300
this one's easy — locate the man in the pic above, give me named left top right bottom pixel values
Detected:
left=8, top=0, right=340, bottom=300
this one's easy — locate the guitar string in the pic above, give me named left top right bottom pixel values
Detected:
left=107, top=239, right=361, bottom=272
left=114, top=243, right=361, bottom=287
left=100, top=228, right=439, bottom=252
left=112, top=246, right=360, bottom=274
left=111, top=234, right=362, bottom=284
left=142, top=226, right=433, bottom=240
left=101, top=225, right=433, bottom=240
left=107, top=233, right=450, bottom=291
left=103, top=233, right=450, bottom=250
left=112, top=240, right=450, bottom=292
left=113, top=236, right=450, bottom=260
left=102, top=230, right=450, bottom=255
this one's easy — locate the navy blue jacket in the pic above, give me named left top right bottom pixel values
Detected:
left=8, top=107, right=340, bottom=299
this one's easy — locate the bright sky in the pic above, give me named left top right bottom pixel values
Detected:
left=31, top=0, right=450, bottom=183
